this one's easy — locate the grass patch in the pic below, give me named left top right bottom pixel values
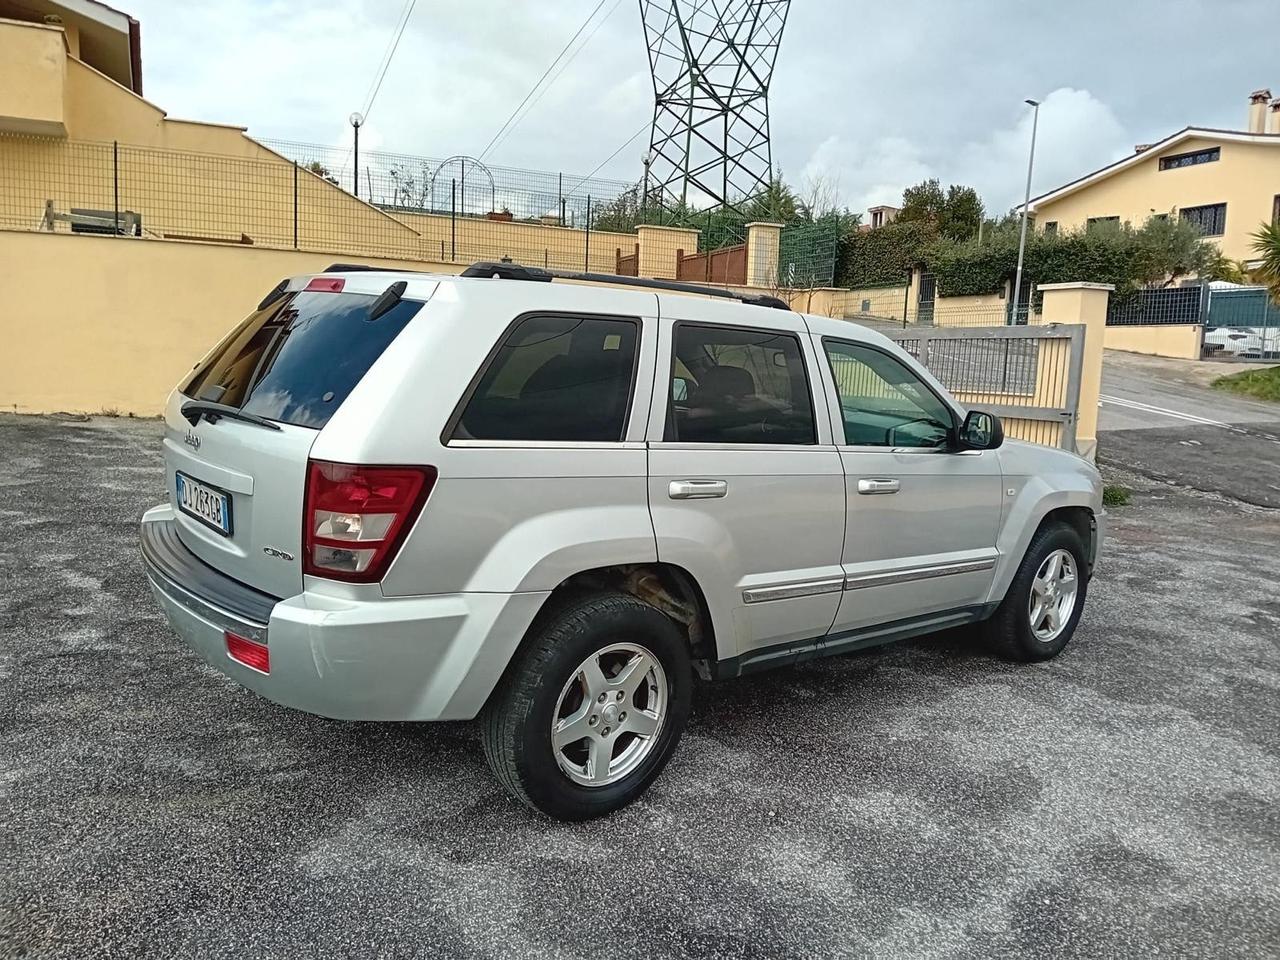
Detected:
left=1212, top=365, right=1280, bottom=403
left=1102, top=484, right=1132, bottom=507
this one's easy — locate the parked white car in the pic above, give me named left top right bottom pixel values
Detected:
left=141, top=262, right=1104, bottom=819
left=1198, top=330, right=1269, bottom=360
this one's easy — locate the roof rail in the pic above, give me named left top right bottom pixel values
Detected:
left=323, top=262, right=431, bottom=274
left=460, top=261, right=791, bottom=311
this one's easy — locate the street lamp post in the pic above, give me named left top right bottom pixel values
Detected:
left=1011, top=98, right=1040, bottom=324
left=641, top=153, right=651, bottom=218
left=349, top=112, right=364, bottom=198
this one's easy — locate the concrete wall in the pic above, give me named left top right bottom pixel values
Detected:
left=0, top=19, right=66, bottom=136
left=1033, top=135, right=1280, bottom=263
left=0, top=230, right=463, bottom=416
left=1104, top=323, right=1203, bottom=359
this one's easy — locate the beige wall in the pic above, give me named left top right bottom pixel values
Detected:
left=1104, top=322, right=1203, bottom=359
left=1033, top=136, right=1280, bottom=262
left=0, top=19, right=66, bottom=136
left=0, top=230, right=463, bottom=416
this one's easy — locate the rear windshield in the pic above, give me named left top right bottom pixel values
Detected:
left=182, top=290, right=421, bottom=428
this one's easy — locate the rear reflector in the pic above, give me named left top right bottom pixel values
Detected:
left=303, top=460, right=436, bottom=583
left=305, top=276, right=346, bottom=293
left=225, top=631, right=270, bottom=673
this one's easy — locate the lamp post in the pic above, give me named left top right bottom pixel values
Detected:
left=1011, top=98, right=1040, bottom=324
left=641, top=153, right=651, bottom=218
left=349, top=112, right=364, bottom=198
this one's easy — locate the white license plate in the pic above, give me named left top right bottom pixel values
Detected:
left=176, top=472, right=232, bottom=536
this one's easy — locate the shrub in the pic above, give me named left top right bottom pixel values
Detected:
left=836, top=220, right=938, bottom=287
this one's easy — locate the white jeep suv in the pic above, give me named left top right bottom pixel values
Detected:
left=141, top=262, right=1103, bottom=820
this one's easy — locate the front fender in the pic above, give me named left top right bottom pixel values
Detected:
left=990, top=453, right=1102, bottom=603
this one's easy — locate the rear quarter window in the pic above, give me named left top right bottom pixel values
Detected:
left=183, top=290, right=421, bottom=429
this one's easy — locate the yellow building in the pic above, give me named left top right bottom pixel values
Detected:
left=1028, top=90, right=1280, bottom=268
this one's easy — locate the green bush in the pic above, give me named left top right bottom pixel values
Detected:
left=838, top=215, right=1214, bottom=298
left=836, top=221, right=938, bottom=287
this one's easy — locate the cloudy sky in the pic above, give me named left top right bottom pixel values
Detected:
left=124, top=0, right=1275, bottom=214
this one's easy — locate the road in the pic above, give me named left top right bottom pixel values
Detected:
left=1099, top=352, right=1280, bottom=508
left=3, top=413, right=1280, bottom=960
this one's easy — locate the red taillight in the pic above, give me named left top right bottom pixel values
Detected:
left=302, top=460, right=436, bottom=583
left=226, top=631, right=270, bottom=673
left=305, top=276, right=346, bottom=293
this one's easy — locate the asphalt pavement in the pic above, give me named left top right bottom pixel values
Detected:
left=1099, top=351, right=1280, bottom=507
left=2, top=414, right=1279, bottom=960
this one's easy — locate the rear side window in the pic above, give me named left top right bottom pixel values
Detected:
left=182, top=290, right=421, bottom=429
left=453, top=314, right=639, bottom=442
left=666, top=323, right=815, bottom=444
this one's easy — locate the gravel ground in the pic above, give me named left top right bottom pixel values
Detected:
left=2, top=414, right=1278, bottom=959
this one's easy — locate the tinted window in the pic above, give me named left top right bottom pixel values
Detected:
left=824, top=340, right=954, bottom=448
left=454, top=315, right=638, bottom=442
left=667, top=324, right=815, bottom=444
left=183, top=291, right=420, bottom=428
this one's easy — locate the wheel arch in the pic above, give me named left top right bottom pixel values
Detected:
left=480, top=562, right=721, bottom=716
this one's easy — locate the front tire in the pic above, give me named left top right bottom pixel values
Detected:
left=982, top=522, right=1088, bottom=662
left=481, top=592, right=692, bottom=820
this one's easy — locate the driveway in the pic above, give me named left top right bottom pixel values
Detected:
left=2, top=414, right=1279, bottom=959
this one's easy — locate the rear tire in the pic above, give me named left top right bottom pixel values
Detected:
left=982, top=521, right=1088, bottom=662
left=481, top=592, right=692, bottom=820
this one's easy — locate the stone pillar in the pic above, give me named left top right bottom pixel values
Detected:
left=1036, top=282, right=1113, bottom=461
left=745, top=221, right=783, bottom=288
left=636, top=224, right=700, bottom=280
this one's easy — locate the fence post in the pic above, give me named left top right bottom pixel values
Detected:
left=292, top=161, right=299, bottom=249
left=901, top=271, right=911, bottom=328
left=558, top=173, right=564, bottom=226
left=584, top=195, right=592, bottom=272
left=1036, top=282, right=1113, bottom=462
left=112, top=140, right=119, bottom=236
left=450, top=178, right=457, bottom=261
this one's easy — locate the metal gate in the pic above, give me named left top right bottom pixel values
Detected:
left=916, top=272, right=936, bottom=326
left=891, top=324, right=1085, bottom=452
left=1204, top=286, right=1280, bottom=361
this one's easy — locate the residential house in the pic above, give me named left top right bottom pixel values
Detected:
left=1028, top=90, right=1280, bottom=268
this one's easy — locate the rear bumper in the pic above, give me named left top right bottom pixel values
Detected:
left=140, top=505, right=549, bottom=721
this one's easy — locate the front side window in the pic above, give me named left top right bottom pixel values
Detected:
left=823, top=340, right=955, bottom=448
left=1181, top=202, right=1227, bottom=237
left=1086, top=216, right=1120, bottom=232
left=454, top=314, right=638, bottom=442
left=1043, top=221, right=1058, bottom=235
left=666, top=323, right=815, bottom=444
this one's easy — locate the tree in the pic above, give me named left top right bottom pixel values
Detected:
left=305, top=161, right=339, bottom=187
left=898, top=178, right=946, bottom=223
left=939, top=185, right=985, bottom=242
left=1203, top=248, right=1247, bottom=285
left=1250, top=220, right=1280, bottom=301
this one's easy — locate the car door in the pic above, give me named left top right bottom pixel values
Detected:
left=813, top=334, right=1004, bottom=635
left=646, top=298, right=846, bottom=666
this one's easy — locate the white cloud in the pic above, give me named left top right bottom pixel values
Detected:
left=953, top=88, right=1131, bottom=214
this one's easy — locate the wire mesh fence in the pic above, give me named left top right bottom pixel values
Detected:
left=1105, top=285, right=1207, bottom=325
left=0, top=132, right=841, bottom=289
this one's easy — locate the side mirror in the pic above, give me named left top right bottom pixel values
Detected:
left=958, top=410, right=1003, bottom=450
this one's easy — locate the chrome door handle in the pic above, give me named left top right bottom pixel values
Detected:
left=857, top=478, right=900, bottom=495
left=669, top=479, right=728, bottom=500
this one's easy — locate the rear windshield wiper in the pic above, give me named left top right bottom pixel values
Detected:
left=180, top=400, right=282, bottom=431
